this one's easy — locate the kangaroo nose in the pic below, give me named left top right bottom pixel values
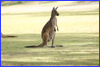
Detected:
left=57, top=14, right=59, bottom=16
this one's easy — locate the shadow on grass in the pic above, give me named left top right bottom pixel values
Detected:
left=1, top=58, right=99, bottom=66
left=1, top=33, right=99, bottom=66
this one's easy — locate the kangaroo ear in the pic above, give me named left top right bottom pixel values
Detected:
left=53, top=7, right=55, bottom=10
left=56, top=7, right=58, bottom=10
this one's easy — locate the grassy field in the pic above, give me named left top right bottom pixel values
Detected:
left=1, top=3, right=99, bottom=66
left=1, top=33, right=99, bottom=66
left=1, top=11, right=99, bottom=34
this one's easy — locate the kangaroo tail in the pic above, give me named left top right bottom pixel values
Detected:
left=2, top=36, right=18, bottom=38
left=25, top=45, right=63, bottom=48
left=25, top=45, right=43, bottom=48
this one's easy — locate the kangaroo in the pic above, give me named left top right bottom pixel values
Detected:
left=1, top=33, right=17, bottom=38
left=25, top=7, right=63, bottom=48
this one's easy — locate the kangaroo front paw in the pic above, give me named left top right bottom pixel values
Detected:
left=54, top=29, right=56, bottom=31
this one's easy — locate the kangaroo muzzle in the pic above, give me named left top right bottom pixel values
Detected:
left=57, top=13, right=59, bottom=16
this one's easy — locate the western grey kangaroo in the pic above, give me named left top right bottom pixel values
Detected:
left=1, top=33, right=17, bottom=38
left=25, top=7, right=63, bottom=48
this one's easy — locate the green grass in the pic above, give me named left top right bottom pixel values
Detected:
left=2, top=11, right=99, bottom=16
left=1, top=33, right=99, bottom=66
left=1, top=1, right=32, bottom=6
left=1, top=8, right=99, bottom=66
left=1, top=11, right=99, bottom=34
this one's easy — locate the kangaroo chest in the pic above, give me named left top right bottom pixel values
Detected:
left=48, top=17, right=57, bottom=42
left=52, top=17, right=57, bottom=26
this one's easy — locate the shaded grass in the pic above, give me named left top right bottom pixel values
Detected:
left=1, top=59, right=99, bottom=66
left=1, top=1, right=32, bottom=6
left=1, top=1, right=76, bottom=6
left=1, top=33, right=99, bottom=66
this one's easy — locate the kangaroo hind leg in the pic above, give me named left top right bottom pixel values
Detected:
left=51, top=33, right=63, bottom=48
left=42, top=32, right=49, bottom=47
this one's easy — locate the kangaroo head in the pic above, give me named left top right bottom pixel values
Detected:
left=52, top=7, right=59, bottom=16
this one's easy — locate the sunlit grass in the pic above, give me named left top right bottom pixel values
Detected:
left=40, top=1, right=76, bottom=6
left=1, top=11, right=99, bottom=34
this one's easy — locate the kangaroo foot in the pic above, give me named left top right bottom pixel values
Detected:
left=45, top=46, right=55, bottom=48
left=55, top=45, right=63, bottom=47
left=51, top=46, right=55, bottom=48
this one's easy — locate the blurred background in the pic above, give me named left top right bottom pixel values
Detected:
left=1, top=1, right=99, bottom=34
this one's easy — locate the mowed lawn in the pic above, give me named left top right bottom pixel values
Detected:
left=1, top=11, right=99, bottom=66
left=1, top=33, right=99, bottom=66
left=1, top=11, right=99, bottom=34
